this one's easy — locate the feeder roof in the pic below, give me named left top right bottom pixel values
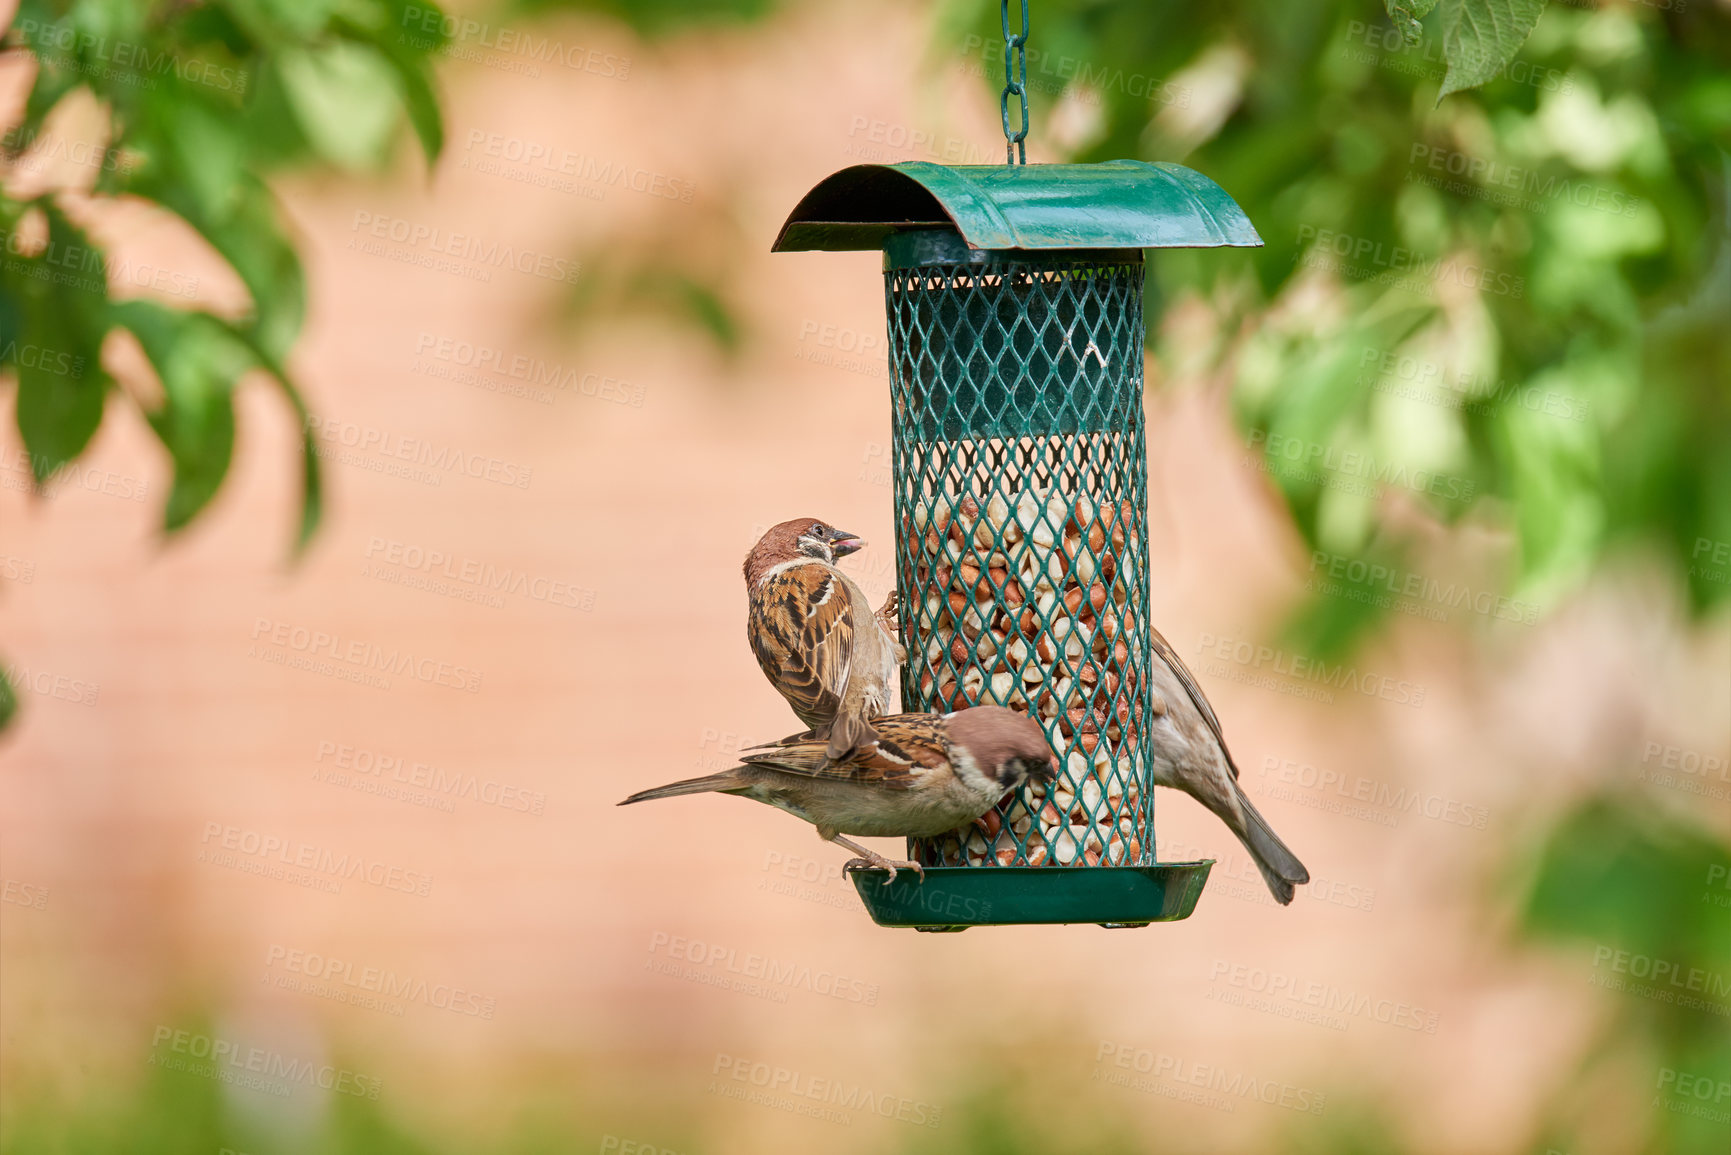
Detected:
left=772, top=160, right=1263, bottom=253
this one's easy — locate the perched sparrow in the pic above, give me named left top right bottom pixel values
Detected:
left=1146, top=627, right=1311, bottom=904
left=619, top=706, right=1057, bottom=883
left=744, top=517, right=906, bottom=761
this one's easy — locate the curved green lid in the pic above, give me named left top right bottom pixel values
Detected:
left=772, top=160, right=1263, bottom=253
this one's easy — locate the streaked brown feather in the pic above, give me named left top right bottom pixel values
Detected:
left=1149, top=625, right=1240, bottom=780
left=748, top=562, right=855, bottom=731
left=739, top=714, right=950, bottom=790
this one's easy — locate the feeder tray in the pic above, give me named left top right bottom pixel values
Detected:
left=849, top=861, right=1214, bottom=932
left=774, top=161, right=1261, bottom=930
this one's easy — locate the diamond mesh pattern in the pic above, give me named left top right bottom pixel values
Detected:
left=885, top=245, right=1155, bottom=869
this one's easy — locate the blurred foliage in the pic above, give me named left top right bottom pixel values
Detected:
left=3, top=1046, right=439, bottom=1154
left=0, top=1025, right=649, bottom=1155
left=886, top=781, right=1731, bottom=1155
left=502, top=0, right=773, bottom=356
left=934, top=0, right=1731, bottom=657
left=554, top=194, right=754, bottom=362
left=0, top=0, right=450, bottom=726
left=509, top=0, right=781, bottom=37
left=1, top=794, right=1725, bottom=1153
left=1514, top=791, right=1731, bottom=1155
left=7, top=859, right=1722, bottom=1155
left=895, top=1064, right=1149, bottom=1155
left=0, top=0, right=449, bottom=547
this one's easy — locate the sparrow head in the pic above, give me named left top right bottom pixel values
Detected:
left=795, top=519, right=862, bottom=561
left=946, top=705, right=1060, bottom=793
left=744, top=517, right=862, bottom=585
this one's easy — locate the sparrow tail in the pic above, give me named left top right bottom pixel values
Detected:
left=741, top=729, right=819, bottom=753
left=1229, top=779, right=1310, bottom=905
left=617, top=770, right=748, bottom=806
left=823, top=711, right=881, bottom=763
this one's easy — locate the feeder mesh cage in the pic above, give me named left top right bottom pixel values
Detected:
left=887, top=237, right=1155, bottom=870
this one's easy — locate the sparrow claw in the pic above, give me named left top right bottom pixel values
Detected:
left=841, top=854, right=926, bottom=885
left=842, top=856, right=896, bottom=885
left=875, top=589, right=901, bottom=635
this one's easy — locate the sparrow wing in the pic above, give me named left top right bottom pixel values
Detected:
left=1149, top=625, right=1241, bottom=780
left=740, top=714, right=949, bottom=790
left=749, top=563, right=855, bottom=730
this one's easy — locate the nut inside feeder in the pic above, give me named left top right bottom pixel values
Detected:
left=773, top=161, right=1262, bottom=929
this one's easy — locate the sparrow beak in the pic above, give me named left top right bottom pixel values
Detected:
left=1037, top=756, right=1060, bottom=785
left=828, top=528, right=864, bottom=558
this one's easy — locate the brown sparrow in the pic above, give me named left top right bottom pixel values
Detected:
left=619, top=706, right=1057, bottom=882
left=1146, top=626, right=1310, bottom=904
left=744, top=517, right=905, bottom=761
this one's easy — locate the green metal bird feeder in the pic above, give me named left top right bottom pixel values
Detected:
left=772, top=5, right=1262, bottom=930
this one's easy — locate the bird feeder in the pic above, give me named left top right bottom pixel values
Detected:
left=774, top=160, right=1262, bottom=930
left=777, top=0, right=1267, bottom=930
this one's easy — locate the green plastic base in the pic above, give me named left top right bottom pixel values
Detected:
left=848, top=862, right=1214, bottom=931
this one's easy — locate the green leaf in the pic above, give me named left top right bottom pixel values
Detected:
left=294, top=410, right=323, bottom=555
left=110, top=301, right=250, bottom=531
left=159, top=395, right=236, bottom=531
left=10, top=1, right=82, bottom=123
left=106, top=298, right=321, bottom=552
left=0, top=662, right=14, bottom=732
left=1384, top=0, right=1438, bottom=48
left=246, top=0, right=343, bottom=38
left=377, top=46, right=444, bottom=166
left=277, top=42, right=404, bottom=170
left=340, top=1, right=449, bottom=166
left=676, top=277, right=743, bottom=354
left=211, top=316, right=323, bottom=557
left=118, top=88, right=306, bottom=360
left=12, top=209, right=111, bottom=483
left=0, top=291, right=19, bottom=353
left=161, top=97, right=249, bottom=222
left=1437, top=0, right=1549, bottom=102
left=192, top=180, right=306, bottom=364
left=15, top=350, right=105, bottom=484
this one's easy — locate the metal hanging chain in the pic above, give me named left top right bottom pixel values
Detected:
left=1000, top=0, right=1029, bottom=165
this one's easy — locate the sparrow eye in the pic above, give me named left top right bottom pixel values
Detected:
left=810, top=523, right=825, bottom=535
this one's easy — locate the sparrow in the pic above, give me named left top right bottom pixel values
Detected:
left=619, top=706, right=1057, bottom=883
left=1146, top=626, right=1311, bottom=904
left=743, top=517, right=905, bottom=761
